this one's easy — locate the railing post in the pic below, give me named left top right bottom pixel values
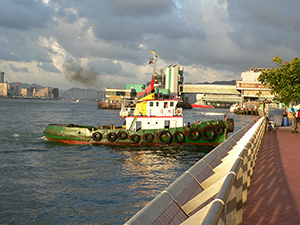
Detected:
left=242, top=150, right=249, bottom=204
left=224, top=185, right=237, bottom=225
left=235, top=164, right=243, bottom=225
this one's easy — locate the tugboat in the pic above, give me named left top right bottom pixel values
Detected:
left=44, top=77, right=234, bottom=146
left=44, top=50, right=234, bottom=146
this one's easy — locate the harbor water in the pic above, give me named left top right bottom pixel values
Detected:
left=0, top=98, right=256, bottom=224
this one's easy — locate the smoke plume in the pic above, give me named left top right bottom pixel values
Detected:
left=62, top=59, right=103, bottom=89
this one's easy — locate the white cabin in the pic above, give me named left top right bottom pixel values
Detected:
left=124, top=99, right=184, bottom=131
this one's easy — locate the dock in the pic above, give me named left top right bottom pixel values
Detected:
left=243, top=126, right=300, bottom=224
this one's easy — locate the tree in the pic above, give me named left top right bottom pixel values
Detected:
left=258, top=55, right=300, bottom=105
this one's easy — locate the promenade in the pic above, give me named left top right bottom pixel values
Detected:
left=243, top=126, right=300, bottom=224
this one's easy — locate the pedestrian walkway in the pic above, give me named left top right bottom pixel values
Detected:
left=243, top=126, right=300, bottom=224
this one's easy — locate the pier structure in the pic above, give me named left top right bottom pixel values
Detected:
left=179, top=84, right=241, bottom=108
left=126, top=117, right=300, bottom=224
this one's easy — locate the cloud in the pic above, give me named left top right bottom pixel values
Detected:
left=9, top=63, right=29, bottom=73
left=37, top=62, right=61, bottom=73
left=1, top=0, right=300, bottom=90
left=87, top=59, right=136, bottom=77
left=0, top=0, right=54, bottom=30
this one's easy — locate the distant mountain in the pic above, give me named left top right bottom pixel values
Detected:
left=66, top=87, right=99, bottom=92
left=9, top=82, right=45, bottom=89
left=207, top=80, right=236, bottom=85
left=8, top=82, right=100, bottom=92
left=185, top=80, right=236, bottom=85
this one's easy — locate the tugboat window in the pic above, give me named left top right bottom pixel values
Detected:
left=156, top=102, right=159, bottom=107
left=164, top=102, right=168, bottom=108
left=165, top=120, right=170, bottom=128
left=170, top=102, right=174, bottom=107
left=150, top=102, right=153, bottom=107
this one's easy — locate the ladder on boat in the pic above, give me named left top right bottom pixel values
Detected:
left=129, top=116, right=137, bottom=132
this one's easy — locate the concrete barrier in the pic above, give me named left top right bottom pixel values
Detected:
left=125, top=117, right=263, bottom=225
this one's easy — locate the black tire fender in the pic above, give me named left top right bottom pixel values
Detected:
left=130, top=134, right=140, bottom=144
left=227, top=118, right=234, bottom=132
left=187, top=128, right=200, bottom=141
left=172, top=131, right=185, bottom=143
left=201, top=126, right=215, bottom=141
left=107, top=132, right=117, bottom=142
left=215, top=125, right=224, bottom=135
left=157, top=130, right=172, bottom=144
left=143, top=133, right=154, bottom=143
left=117, top=131, right=128, bottom=140
left=92, top=132, right=102, bottom=141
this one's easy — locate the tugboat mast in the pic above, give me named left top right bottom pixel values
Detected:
left=149, top=50, right=157, bottom=76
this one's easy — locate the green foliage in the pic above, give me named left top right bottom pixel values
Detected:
left=258, top=55, right=300, bottom=105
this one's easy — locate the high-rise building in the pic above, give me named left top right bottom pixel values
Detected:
left=0, top=72, right=4, bottom=83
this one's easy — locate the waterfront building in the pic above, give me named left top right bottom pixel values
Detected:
left=0, top=72, right=9, bottom=97
left=0, top=82, right=9, bottom=97
left=179, top=83, right=240, bottom=108
left=0, top=72, right=4, bottom=83
left=165, top=64, right=184, bottom=98
left=33, top=86, right=59, bottom=99
left=236, top=68, right=274, bottom=102
left=105, top=87, right=137, bottom=100
left=21, top=88, right=32, bottom=97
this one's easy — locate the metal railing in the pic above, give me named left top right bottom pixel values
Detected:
left=125, top=117, right=266, bottom=225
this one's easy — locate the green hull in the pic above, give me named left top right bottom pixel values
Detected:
left=44, top=119, right=233, bottom=146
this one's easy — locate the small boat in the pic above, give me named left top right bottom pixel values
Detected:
left=191, top=104, right=213, bottom=109
left=191, top=98, right=213, bottom=108
left=229, top=103, right=238, bottom=112
left=44, top=50, right=234, bottom=146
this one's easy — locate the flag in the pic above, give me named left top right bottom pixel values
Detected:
left=138, top=77, right=155, bottom=100
left=149, top=60, right=153, bottom=64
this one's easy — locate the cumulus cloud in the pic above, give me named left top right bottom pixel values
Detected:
left=37, top=62, right=61, bottom=73
left=0, top=0, right=300, bottom=89
left=9, top=64, right=29, bottom=73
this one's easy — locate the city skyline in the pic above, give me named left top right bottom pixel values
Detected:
left=1, top=1, right=300, bottom=90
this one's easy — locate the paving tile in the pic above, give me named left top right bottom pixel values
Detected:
left=243, top=127, right=300, bottom=224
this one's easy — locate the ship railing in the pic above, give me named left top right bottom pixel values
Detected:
left=125, top=117, right=266, bottom=225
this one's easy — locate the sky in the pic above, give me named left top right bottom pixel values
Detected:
left=1, top=0, right=300, bottom=91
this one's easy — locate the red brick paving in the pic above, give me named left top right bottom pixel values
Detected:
left=243, top=127, right=300, bottom=224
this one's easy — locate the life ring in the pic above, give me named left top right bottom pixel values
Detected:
left=92, top=132, right=102, bottom=141
left=201, top=126, right=215, bottom=141
left=130, top=134, right=140, bottom=144
left=157, top=130, right=172, bottom=144
left=187, top=128, right=200, bottom=141
left=172, top=131, right=185, bottom=143
left=143, top=133, right=154, bottom=143
left=117, top=131, right=128, bottom=140
left=176, top=108, right=183, bottom=116
left=107, top=132, right=117, bottom=142
left=215, top=125, right=224, bottom=135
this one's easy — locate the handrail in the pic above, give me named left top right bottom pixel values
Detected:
left=201, top=117, right=266, bottom=224
left=125, top=117, right=265, bottom=225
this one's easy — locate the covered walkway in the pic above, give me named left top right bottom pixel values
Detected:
left=243, top=127, right=300, bottom=224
